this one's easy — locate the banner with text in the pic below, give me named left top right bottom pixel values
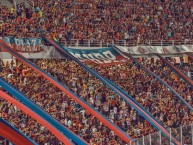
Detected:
left=65, top=47, right=127, bottom=64
left=1, top=37, right=193, bottom=64
left=0, top=37, right=43, bottom=52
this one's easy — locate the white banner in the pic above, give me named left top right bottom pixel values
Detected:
left=0, top=45, right=193, bottom=61
left=116, top=45, right=193, bottom=54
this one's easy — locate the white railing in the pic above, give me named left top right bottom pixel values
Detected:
left=13, top=0, right=17, bottom=15
left=49, top=39, right=193, bottom=47
left=25, top=0, right=34, bottom=11
left=131, top=124, right=193, bottom=145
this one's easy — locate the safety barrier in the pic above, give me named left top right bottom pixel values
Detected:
left=43, top=38, right=193, bottom=47
left=0, top=118, right=37, bottom=145
left=132, top=124, right=193, bottom=145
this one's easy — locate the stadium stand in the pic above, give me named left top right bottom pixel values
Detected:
left=0, top=60, right=129, bottom=144
left=1, top=55, right=193, bottom=144
left=0, top=0, right=193, bottom=45
left=1, top=0, right=193, bottom=145
left=0, top=95, right=61, bottom=144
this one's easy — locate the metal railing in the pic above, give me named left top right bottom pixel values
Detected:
left=131, top=124, right=193, bottom=145
left=51, top=39, right=193, bottom=47
left=25, top=0, right=34, bottom=10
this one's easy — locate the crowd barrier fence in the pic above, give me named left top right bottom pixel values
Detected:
left=131, top=124, right=193, bottom=145
left=52, top=39, right=193, bottom=47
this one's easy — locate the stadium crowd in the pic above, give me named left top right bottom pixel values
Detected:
left=0, top=0, right=193, bottom=44
left=142, top=57, right=193, bottom=107
left=1, top=56, right=193, bottom=144
left=0, top=60, right=131, bottom=145
left=92, top=58, right=193, bottom=144
left=1, top=0, right=193, bottom=144
left=0, top=93, right=61, bottom=144
left=36, top=58, right=193, bottom=144
left=42, top=58, right=192, bottom=129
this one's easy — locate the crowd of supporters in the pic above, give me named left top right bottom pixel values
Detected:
left=0, top=93, right=61, bottom=144
left=1, top=57, right=193, bottom=144
left=142, top=57, right=193, bottom=107
left=0, top=60, right=130, bottom=145
left=0, top=0, right=193, bottom=44
left=37, top=58, right=193, bottom=144
left=1, top=0, right=193, bottom=144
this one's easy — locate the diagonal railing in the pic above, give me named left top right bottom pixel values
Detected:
left=0, top=117, right=37, bottom=145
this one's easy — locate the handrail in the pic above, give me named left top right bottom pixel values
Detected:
left=43, top=38, right=193, bottom=47
left=132, top=123, right=193, bottom=144
left=1, top=36, right=193, bottom=47
left=0, top=118, right=37, bottom=145
left=0, top=39, right=132, bottom=144
left=25, top=0, right=35, bottom=11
